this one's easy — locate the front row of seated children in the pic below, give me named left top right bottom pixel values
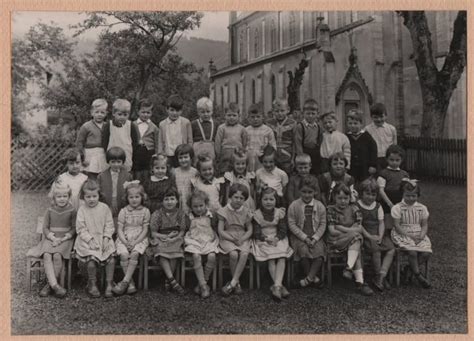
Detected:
left=29, top=149, right=432, bottom=300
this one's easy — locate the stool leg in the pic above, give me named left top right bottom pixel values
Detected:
left=26, top=259, right=32, bottom=291
left=67, top=258, right=72, bottom=290
left=137, top=256, right=143, bottom=290
left=286, top=259, right=291, bottom=288
left=396, top=250, right=400, bottom=287
left=218, top=255, right=223, bottom=289
left=425, top=259, right=429, bottom=280
left=327, top=256, right=332, bottom=288
left=144, top=256, right=149, bottom=290
left=59, top=259, right=66, bottom=287
left=249, top=257, right=254, bottom=290
left=181, top=258, right=186, bottom=288
left=212, top=266, right=217, bottom=292
left=256, top=262, right=261, bottom=289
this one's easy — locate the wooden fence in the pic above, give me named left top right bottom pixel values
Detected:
left=11, top=140, right=74, bottom=191
left=400, top=137, right=466, bottom=185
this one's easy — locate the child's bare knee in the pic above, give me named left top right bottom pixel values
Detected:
left=52, top=253, right=63, bottom=261
left=229, top=251, right=238, bottom=260
left=120, top=254, right=129, bottom=262
left=130, top=252, right=140, bottom=261
left=207, top=253, right=216, bottom=262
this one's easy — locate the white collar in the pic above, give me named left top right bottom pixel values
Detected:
left=137, top=118, right=149, bottom=124
left=303, top=119, right=318, bottom=127
left=227, top=203, right=244, bottom=212
left=189, top=210, right=213, bottom=219
left=387, top=166, right=401, bottom=171
left=151, top=175, right=168, bottom=182
left=167, top=117, right=180, bottom=124
left=373, top=122, right=386, bottom=128
left=357, top=200, right=376, bottom=210
left=301, top=198, right=316, bottom=207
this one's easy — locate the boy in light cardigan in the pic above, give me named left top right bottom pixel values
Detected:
left=320, top=111, right=351, bottom=173
left=132, top=99, right=160, bottom=182
left=158, top=94, right=193, bottom=168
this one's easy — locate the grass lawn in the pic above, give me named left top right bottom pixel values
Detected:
left=11, top=182, right=467, bottom=335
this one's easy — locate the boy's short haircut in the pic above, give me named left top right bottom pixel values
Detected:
left=175, top=144, right=195, bottom=159
left=112, top=99, right=131, bottom=112
left=346, top=109, right=364, bottom=123
left=259, top=145, right=277, bottom=162
left=295, top=154, right=312, bottom=165
left=303, top=98, right=319, bottom=110
left=228, top=183, right=250, bottom=200
left=247, top=103, right=263, bottom=116
left=138, top=98, right=154, bottom=110
left=196, top=153, right=214, bottom=171
left=272, top=98, right=288, bottom=109
left=320, top=111, right=337, bottom=121
left=298, top=174, right=320, bottom=192
left=163, top=186, right=179, bottom=201
left=328, top=151, right=349, bottom=168
left=370, top=103, right=387, bottom=117
left=399, top=179, right=421, bottom=196
left=64, top=147, right=85, bottom=163
left=79, top=179, right=100, bottom=199
left=385, top=144, right=405, bottom=159
left=196, top=97, right=213, bottom=110
left=232, top=148, right=247, bottom=164
left=167, top=94, right=184, bottom=110
left=225, top=102, right=239, bottom=114
left=91, top=98, right=108, bottom=111
left=106, top=146, right=127, bottom=162
left=358, top=178, right=379, bottom=195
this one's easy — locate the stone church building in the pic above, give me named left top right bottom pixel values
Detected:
left=208, top=11, right=466, bottom=138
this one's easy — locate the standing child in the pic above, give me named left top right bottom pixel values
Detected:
left=325, top=183, right=373, bottom=296
left=266, top=98, right=296, bottom=174
left=287, top=176, right=326, bottom=289
left=192, top=97, right=217, bottom=161
left=102, top=99, right=140, bottom=172
left=253, top=187, right=293, bottom=301
left=318, top=152, right=356, bottom=206
left=191, top=154, right=225, bottom=213
left=223, top=148, right=256, bottom=212
left=184, top=190, right=220, bottom=299
left=97, top=147, right=132, bottom=220
left=76, top=98, right=108, bottom=179
left=345, top=109, right=378, bottom=183
left=218, top=184, right=254, bottom=296
left=173, top=144, right=198, bottom=214
left=27, top=182, right=76, bottom=298
left=112, top=182, right=150, bottom=295
left=55, top=148, right=88, bottom=210
left=74, top=180, right=116, bottom=298
left=149, top=187, right=186, bottom=294
left=158, top=94, right=193, bottom=168
left=245, top=103, right=277, bottom=172
left=357, top=179, right=395, bottom=291
left=391, top=179, right=432, bottom=288
left=320, top=111, right=351, bottom=173
left=132, top=99, right=159, bottom=183
left=143, top=154, right=176, bottom=214
left=215, top=102, right=248, bottom=173
left=286, top=154, right=317, bottom=205
left=294, top=99, right=323, bottom=175
left=364, top=103, right=397, bottom=171
left=255, top=145, right=289, bottom=207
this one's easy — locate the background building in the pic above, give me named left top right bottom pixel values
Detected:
left=209, top=11, right=466, bottom=138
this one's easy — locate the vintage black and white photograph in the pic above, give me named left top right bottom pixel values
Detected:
left=11, top=9, right=467, bottom=334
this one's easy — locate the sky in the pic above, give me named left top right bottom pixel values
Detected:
left=12, top=11, right=230, bottom=42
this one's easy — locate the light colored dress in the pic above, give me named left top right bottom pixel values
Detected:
left=74, top=202, right=116, bottom=263
left=217, top=204, right=252, bottom=254
left=224, top=171, right=256, bottom=212
left=56, top=172, right=88, bottom=210
left=252, top=208, right=293, bottom=261
left=190, top=176, right=225, bottom=213
left=115, top=205, right=150, bottom=255
left=391, top=200, right=432, bottom=253
left=173, top=167, right=198, bottom=213
left=184, top=211, right=220, bottom=255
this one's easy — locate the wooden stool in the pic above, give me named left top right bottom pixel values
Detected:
left=180, top=253, right=217, bottom=291
left=217, top=253, right=254, bottom=289
left=287, top=257, right=325, bottom=288
left=394, top=248, right=430, bottom=287
left=255, top=258, right=291, bottom=289
left=142, top=253, right=180, bottom=290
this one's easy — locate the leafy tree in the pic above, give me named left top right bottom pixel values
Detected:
left=398, top=11, right=466, bottom=138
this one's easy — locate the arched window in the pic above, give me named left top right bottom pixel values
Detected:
left=235, top=83, right=239, bottom=103
left=270, top=19, right=277, bottom=52
left=289, top=12, right=297, bottom=46
left=239, top=31, right=245, bottom=62
left=254, top=28, right=260, bottom=58
left=270, top=74, right=276, bottom=102
left=251, top=79, right=256, bottom=104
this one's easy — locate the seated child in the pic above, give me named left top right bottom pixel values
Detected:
left=357, top=179, right=395, bottom=291
left=391, top=179, right=432, bottom=288
left=191, top=154, right=225, bottom=214
left=255, top=145, right=288, bottom=207
left=102, top=99, right=140, bottom=172
left=74, top=180, right=116, bottom=298
left=172, top=144, right=198, bottom=214
left=345, top=109, right=378, bottom=183
left=326, top=183, right=373, bottom=296
left=184, top=190, right=220, bottom=299
left=245, top=103, right=277, bottom=172
left=223, top=148, right=256, bottom=212
left=75, top=98, right=108, bottom=178
left=158, top=94, right=193, bottom=168
left=218, top=184, right=254, bottom=296
left=318, top=152, right=355, bottom=206
left=27, top=182, right=76, bottom=298
left=149, top=187, right=186, bottom=294
left=266, top=98, right=296, bottom=174
left=112, top=182, right=150, bottom=296
left=97, top=147, right=132, bottom=220
left=286, top=153, right=316, bottom=205
left=287, top=176, right=326, bottom=289
left=132, top=98, right=159, bottom=183
left=294, top=99, right=323, bottom=175
left=320, top=111, right=351, bottom=173
left=143, top=154, right=176, bottom=214
left=252, top=187, right=293, bottom=301
left=215, top=102, right=248, bottom=173
left=192, top=97, right=217, bottom=161
left=55, top=148, right=88, bottom=210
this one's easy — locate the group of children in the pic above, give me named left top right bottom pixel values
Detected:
left=27, top=94, right=433, bottom=301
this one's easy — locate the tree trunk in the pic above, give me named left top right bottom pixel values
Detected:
left=287, top=58, right=309, bottom=114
